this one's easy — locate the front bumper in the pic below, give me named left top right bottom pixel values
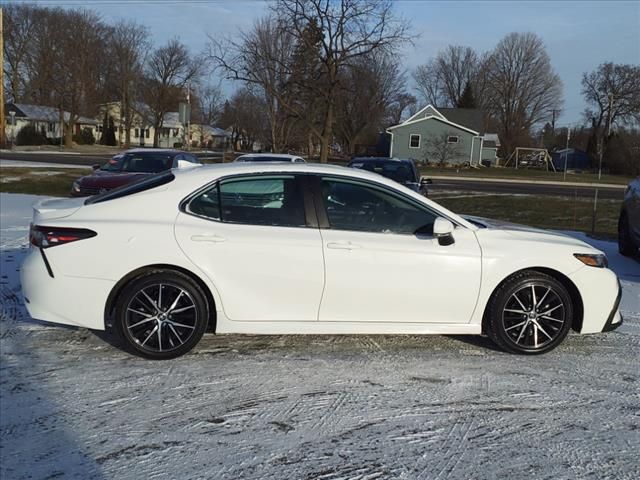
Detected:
left=602, top=280, right=623, bottom=332
left=568, top=266, right=621, bottom=334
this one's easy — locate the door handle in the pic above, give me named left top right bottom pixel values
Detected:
left=326, top=241, right=362, bottom=250
left=190, top=234, right=226, bottom=243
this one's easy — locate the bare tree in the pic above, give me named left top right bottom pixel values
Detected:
left=582, top=62, right=640, bottom=161
left=3, top=3, right=39, bottom=102
left=219, top=88, right=269, bottom=151
left=107, top=20, right=150, bottom=147
left=423, top=132, right=463, bottom=166
left=386, top=92, right=417, bottom=126
left=212, top=1, right=411, bottom=162
left=335, top=52, right=409, bottom=154
left=279, top=0, right=411, bottom=161
left=413, top=61, right=446, bottom=107
left=144, top=39, right=200, bottom=147
left=192, top=83, right=225, bottom=126
left=413, top=45, right=479, bottom=108
left=482, top=32, right=563, bottom=156
left=209, top=15, right=300, bottom=152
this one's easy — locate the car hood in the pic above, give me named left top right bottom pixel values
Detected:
left=463, top=215, right=600, bottom=252
left=77, top=170, right=151, bottom=188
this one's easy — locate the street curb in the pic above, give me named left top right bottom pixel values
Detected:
left=423, top=175, right=627, bottom=189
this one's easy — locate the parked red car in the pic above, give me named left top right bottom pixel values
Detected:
left=71, top=149, right=201, bottom=197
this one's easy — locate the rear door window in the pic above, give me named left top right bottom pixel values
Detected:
left=186, top=175, right=306, bottom=227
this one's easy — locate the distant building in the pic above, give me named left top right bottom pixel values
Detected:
left=97, top=102, right=229, bottom=149
left=386, top=105, right=500, bottom=166
left=551, top=148, right=590, bottom=171
left=190, top=124, right=230, bottom=149
left=4, top=103, right=98, bottom=142
left=97, top=102, right=182, bottom=148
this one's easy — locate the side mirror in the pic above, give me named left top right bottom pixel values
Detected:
left=92, top=163, right=100, bottom=171
left=433, top=217, right=455, bottom=246
left=420, top=177, right=433, bottom=185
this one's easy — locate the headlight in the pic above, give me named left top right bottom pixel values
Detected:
left=72, top=181, right=80, bottom=192
left=574, top=253, right=608, bottom=268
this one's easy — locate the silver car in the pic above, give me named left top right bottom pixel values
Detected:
left=619, top=176, right=640, bottom=256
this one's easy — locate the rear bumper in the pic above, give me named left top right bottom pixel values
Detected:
left=21, top=248, right=113, bottom=330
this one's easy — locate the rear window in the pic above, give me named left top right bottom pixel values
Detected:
left=85, top=171, right=175, bottom=205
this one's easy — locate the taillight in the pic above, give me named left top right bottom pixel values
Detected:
left=30, top=225, right=97, bottom=248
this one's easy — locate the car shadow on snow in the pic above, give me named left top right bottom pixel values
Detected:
left=0, top=244, right=106, bottom=479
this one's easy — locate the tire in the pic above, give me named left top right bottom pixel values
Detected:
left=618, top=212, right=636, bottom=257
left=486, top=271, right=573, bottom=355
left=115, top=270, right=209, bottom=359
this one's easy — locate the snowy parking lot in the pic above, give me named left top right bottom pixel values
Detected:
left=1, top=193, right=639, bottom=479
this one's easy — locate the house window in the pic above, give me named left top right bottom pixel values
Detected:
left=447, top=136, right=459, bottom=144
left=145, top=129, right=150, bottom=139
left=48, top=123, right=55, bottom=132
left=135, top=128, right=139, bottom=138
left=409, top=134, right=421, bottom=148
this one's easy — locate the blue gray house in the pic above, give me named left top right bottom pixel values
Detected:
left=386, top=105, right=500, bottom=166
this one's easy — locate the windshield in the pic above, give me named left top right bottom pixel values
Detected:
left=101, top=152, right=174, bottom=173
left=351, top=161, right=415, bottom=183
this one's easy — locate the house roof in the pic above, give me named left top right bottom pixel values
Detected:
left=387, top=104, right=497, bottom=139
left=7, top=103, right=97, bottom=125
left=436, top=108, right=484, bottom=135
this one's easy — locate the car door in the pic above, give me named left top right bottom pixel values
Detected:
left=314, top=175, right=482, bottom=324
left=174, top=174, right=325, bottom=322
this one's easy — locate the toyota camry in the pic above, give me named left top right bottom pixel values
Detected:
left=21, top=163, right=623, bottom=359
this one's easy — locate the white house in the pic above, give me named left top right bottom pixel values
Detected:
left=96, top=103, right=228, bottom=149
left=4, top=103, right=98, bottom=143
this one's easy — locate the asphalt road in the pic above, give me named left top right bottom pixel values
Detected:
left=0, top=152, right=626, bottom=199
left=428, top=178, right=625, bottom=200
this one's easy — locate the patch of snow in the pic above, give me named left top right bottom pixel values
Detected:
left=0, top=159, right=91, bottom=169
left=29, top=171, right=63, bottom=177
left=1, top=193, right=638, bottom=479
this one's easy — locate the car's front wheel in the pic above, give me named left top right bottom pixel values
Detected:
left=486, top=271, right=573, bottom=354
left=115, top=270, right=209, bottom=359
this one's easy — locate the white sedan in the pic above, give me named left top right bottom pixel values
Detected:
left=21, top=163, right=623, bottom=359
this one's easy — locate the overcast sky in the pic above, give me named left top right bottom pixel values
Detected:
left=16, top=0, right=640, bottom=125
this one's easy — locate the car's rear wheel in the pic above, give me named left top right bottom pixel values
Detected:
left=115, top=271, right=208, bottom=359
left=486, top=271, right=573, bottom=354
left=618, top=212, right=636, bottom=257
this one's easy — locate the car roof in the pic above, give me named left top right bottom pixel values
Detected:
left=170, top=163, right=476, bottom=230
left=122, top=148, right=186, bottom=155
left=235, top=153, right=304, bottom=160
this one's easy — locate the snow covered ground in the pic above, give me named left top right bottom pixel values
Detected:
left=1, top=193, right=639, bottom=480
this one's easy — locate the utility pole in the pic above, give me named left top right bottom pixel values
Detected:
left=186, top=82, right=191, bottom=151
left=591, top=93, right=614, bottom=233
left=0, top=8, right=5, bottom=148
left=550, top=109, right=560, bottom=136
left=563, top=128, right=571, bottom=181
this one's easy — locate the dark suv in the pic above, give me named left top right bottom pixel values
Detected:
left=619, top=176, right=640, bottom=257
left=347, top=157, right=429, bottom=196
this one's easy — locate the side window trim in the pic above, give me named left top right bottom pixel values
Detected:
left=313, top=174, right=459, bottom=234
left=182, top=173, right=317, bottom=229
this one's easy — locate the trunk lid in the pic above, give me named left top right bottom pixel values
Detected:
left=33, top=197, right=85, bottom=222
